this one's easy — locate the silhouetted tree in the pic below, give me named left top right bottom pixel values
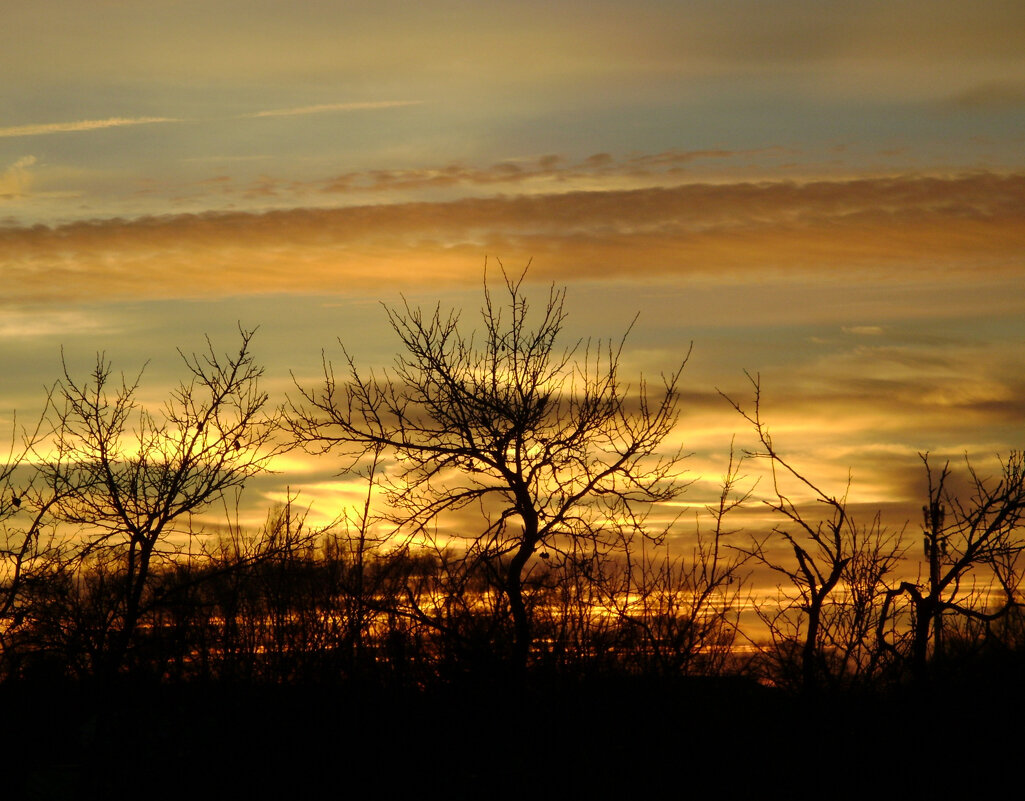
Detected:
left=38, top=327, right=278, bottom=678
left=723, top=374, right=904, bottom=691
left=0, top=412, right=72, bottom=678
left=879, top=451, right=1025, bottom=680
left=288, top=267, right=689, bottom=674
left=594, top=445, right=751, bottom=676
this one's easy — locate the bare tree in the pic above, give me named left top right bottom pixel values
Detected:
left=723, top=373, right=905, bottom=692
left=288, top=267, right=689, bottom=674
left=879, top=451, right=1025, bottom=680
left=0, top=410, right=73, bottom=677
left=38, top=326, right=278, bottom=677
left=594, top=445, right=751, bottom=676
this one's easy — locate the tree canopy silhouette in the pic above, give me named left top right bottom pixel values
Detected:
left=38, top=326, right=278, bottom=676
left=288, top=267, right=690, bottom=672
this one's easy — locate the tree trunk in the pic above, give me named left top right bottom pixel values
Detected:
left=802, top=593, right=822, bottom=693
left=105, top=535, right=155, bottom=680
left=506, top=539, right=534, bottom=678
left=911, top=601, right=933, bottom=681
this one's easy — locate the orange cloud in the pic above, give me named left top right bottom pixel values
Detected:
left=1, top=172, right=1022, bottom=306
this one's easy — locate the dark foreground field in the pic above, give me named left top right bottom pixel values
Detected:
left=7, top=665, right=1024, bottom=800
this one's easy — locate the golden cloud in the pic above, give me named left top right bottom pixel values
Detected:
left=0, top=156, right=36, bottom=198
left=1, top=172, right=1022, bottom=306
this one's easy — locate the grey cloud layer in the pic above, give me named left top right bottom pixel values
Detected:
left=316, top=148, right=788, bottom=194
left=7, top=1, right=1022, bottom=86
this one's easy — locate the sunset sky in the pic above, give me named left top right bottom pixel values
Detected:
left=2, top=0, right=1023, bottom=541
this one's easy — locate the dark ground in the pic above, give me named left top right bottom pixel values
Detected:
left=5, top=668, right=1023, bottom=799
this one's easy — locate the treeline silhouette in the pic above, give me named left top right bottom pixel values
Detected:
left=5, top=490, right=1024, bottom=692
left=3, top=269, right=1024, bottom=795
left=3, top=500, right=747, bottom=686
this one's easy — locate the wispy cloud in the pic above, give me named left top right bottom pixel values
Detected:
left=247, top=101, right=423, bottom=118
left=0, top=309, right=111, bottom=339
left=843, top=326, right=885, bottom=336
left=0, top=116, right=179, bottom=139
left=181, top=155, right=273, bottom=163
left=765, top=341, right=1025, bottom=456
left=0, top=102, right=420, bottom=140
left=0, top=156, right=36, bottom=198
left=317, top=147, right=788, bottom=194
